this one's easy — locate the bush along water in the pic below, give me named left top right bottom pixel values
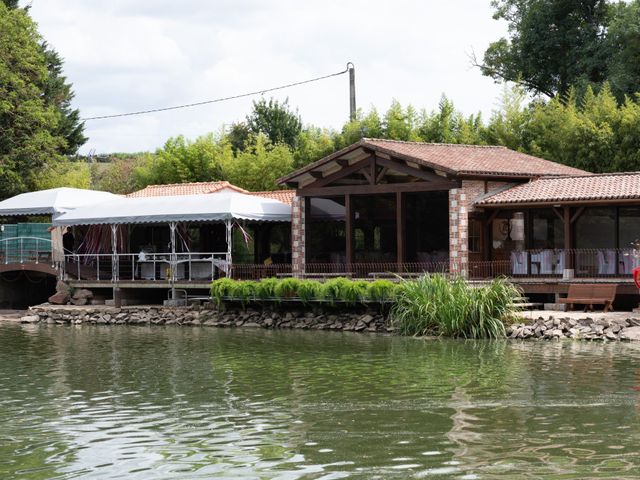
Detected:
left=391, top=275, right=521, bottom=339
left=209, top=275, right=520, bottom=338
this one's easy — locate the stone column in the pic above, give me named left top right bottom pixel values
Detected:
left=449, top=188, right=468, bottom=278
left=291, top=195, right=306, bottom=277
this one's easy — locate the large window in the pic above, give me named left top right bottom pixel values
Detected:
left=530, top=209, right=564, bottom=249
left=405, top=191, right=449, bottom=262
left=619, top=207, right=640, bottom=249
left=575, top=208, right=616, bottom=249
left=353, top=194, right=397, bottom=262
left=306, top=196, right=346, bottom=263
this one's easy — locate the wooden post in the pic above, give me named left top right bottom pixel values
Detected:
left=563, top=206, right=574, bottom=273
left=345, top=194, right=353, bottom=269
left=396, top=191, right=405, bottom=271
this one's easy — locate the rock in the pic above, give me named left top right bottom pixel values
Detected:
left=360, top=314, right=374, bottom=326
left=48, top=292, right=69, bottom=305
left=56, top=280, right=71, bottom=295
left=70, top=297, right=88, bottom=306
left=72, top=288, right=93, bottom=300
left=20, top=315, right=39, bottom=324
left=620, top=326, right=640, bottom=341
left=243, top=322, right=261, bottom=328
left=604, top=329, right=618, bottom=341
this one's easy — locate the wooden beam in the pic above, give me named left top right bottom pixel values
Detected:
left=370, top=156, right=377, bottom=185
left=304, top=156, right=372, bottom=189
left=487, top=209, right=501, bottom=223
left=552, top=206, right=564, bottom=222
left=564, top=206, right=574, bottom=269
left=298, top=180, right=461, bottom=197
left=375, top=156, right=450, bottom=183
left=345, top=194, right=353, bottom=266
left=570, top=206, right=585, bottom=224
left=336, top=159, right=349, bottom=167
left=309, top=171, right=324, bottom=179
left=396, top=192, right=405, bottom=268
left=375, top=166, right=389, bottom=184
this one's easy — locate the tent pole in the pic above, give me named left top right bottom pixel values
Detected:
left=169, top=221, right=177, bottom=300
left=225, top=219, right=232, bottom=278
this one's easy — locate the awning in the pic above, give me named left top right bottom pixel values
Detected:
left=0, top=187, right=120, bottom=217
left=53, top=190, right=292, bottom=226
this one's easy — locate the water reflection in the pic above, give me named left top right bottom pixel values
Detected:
left=1, top=324, right=640, bottom=478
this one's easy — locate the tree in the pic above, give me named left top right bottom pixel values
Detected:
left=246, top=98, right=302, bottom=149
left=222, top=135, right=294, bottom=191
left=42, top=45, right=87, bottom=154
left=3, top=1, right=86, bottom=153
left=133, top=134, right=230, bottom=188
left=478, top=0, right=610, bottom=97
left=0, top=3, right=66, bottom=197
left=605, top=0, right=640, bottom=101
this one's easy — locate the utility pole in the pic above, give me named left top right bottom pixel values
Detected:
left=348, top=62, right=356, bottom=121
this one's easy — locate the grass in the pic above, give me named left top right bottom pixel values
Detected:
left=391, top=274, right=521, bottom=339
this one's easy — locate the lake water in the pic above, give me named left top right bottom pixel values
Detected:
left=1, top=324, right=640, bottom=479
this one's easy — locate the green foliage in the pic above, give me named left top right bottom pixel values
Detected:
left=297, top=280, right=323, bottom=303
left=246, top=97, right=302, bottom=150
left=0, top=3, right=67, bottom=197
left=210, top=278, right=238, bottom=306
left=231, top=280, right=259, bottom=307
left=273, top=277, right=302, bottom=298
left=391, top=275, right=520, bottom=339
left=222, top=135, right=294, bottom=191
left=320, top=278, right=368, bottom=305
left=366, top=280, right=398, bottom=302
left=33, top=160, right=91, bottom=190
left=90, top=156, right=147, bottom=194
left=255, top=278, right=280, bottom=299
left=481, top=0, right=610, bottom=97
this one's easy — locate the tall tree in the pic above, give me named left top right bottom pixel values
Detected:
left=478, top=0, right=610, bottom=97
left=0, top=3, right=66, bottom=197
left=605, top=0, right=640, bottom=101
left=246, top=98, right=302, bottom=150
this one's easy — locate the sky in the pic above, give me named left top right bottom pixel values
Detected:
left=25, top=0, right=509, bottom=154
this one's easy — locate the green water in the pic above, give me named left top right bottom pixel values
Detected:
left=1, top=325, right=640, bottom=479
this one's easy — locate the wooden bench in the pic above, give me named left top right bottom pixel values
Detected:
left=558, top=284, right=617, bottom=312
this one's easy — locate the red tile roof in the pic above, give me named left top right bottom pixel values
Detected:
left=128, top=181, right=247, bottom=197
left=250, top=190, right=296, bottom=205
left=476, top=172, right=640, bottom=206
left=279, top=138, right=588, bottom=185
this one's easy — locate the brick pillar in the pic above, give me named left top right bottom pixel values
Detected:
left=449, top=188, right=468, bottom=278
left=291, top=195, right=306, bottom=277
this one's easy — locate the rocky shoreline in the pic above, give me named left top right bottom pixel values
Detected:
left=509, top=315, right=640, bottom=341
left=22, top=304, right=393, bottom=333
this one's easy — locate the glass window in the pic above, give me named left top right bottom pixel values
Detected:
left=531, top=209, right=564, bottom=249
left=575, top=208, right=616, bottom=249
left=306, top=196, right=346, bottom=263
left=353, top=194, right=397, bottom=262
left=468, top=219, right=481, bottom=253
left=405, top=191, right=449, bottom=262
left=619, top=207, right=640, bottom=249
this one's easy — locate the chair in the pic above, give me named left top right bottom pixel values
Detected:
left=597, top=250, right=616, bottom=275
left=511, top=251, right=529, bottom=275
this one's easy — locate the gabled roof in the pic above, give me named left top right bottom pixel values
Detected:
left=128, top=181, right=247, bottom=197
left=278, top=138, right=588, bottom=187
left=476, top=172, right=640, bottom=207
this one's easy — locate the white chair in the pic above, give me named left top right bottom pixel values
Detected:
left=597, top=250, right=616, bottom=275
left=511, top=251, right=529, bottom=275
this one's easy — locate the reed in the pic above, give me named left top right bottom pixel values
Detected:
left=391, top=275, right=520, bottom=339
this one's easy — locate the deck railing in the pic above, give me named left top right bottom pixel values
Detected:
left=64, top=252, right=228, bottom=282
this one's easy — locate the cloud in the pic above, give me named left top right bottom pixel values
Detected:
left=26, top=0, right=508, bottom=153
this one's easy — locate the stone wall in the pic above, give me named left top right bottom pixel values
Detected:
left=509, top=316, right=640, bottom=341
left=23, top=305, right=392, bottom=333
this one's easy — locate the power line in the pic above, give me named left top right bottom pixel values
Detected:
left=82, top=63, right=353, bottom=121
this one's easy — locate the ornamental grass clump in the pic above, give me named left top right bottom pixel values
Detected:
left=255, top=278, right=279, bottom=299
left=231, top=280, right=259, bottom=307
left=320, top=278, right=369, bottom=305
left=210, top=278, right=238, bottom=306
left=273, top=277, right=302, bottom=298
left=297, top=280, right=322, bottom=304
left=366, top=279, right=398, bottom=302
left=391, top=275, right=520, bottom=339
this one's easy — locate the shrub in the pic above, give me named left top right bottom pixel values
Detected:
left=366, top=279, right=397, bottom=302
left=231, top=280, right=259, bottom=307
left=320, top=277, right=369, bottom=305
left=210, top=278, right=238, bottom=305
left=297, top=280, right=323, bottom=303
left=274, top=277, right=302, bottom=298
left=255, top=278, right=279, bottom=299
left=391, top=274, right=520, bottom=339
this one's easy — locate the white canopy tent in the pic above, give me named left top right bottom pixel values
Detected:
left=52, top=191, right=291, bottom=226
left=0, top=187, right=120, bottom=217
left=53, top=191, right=292, bottom=288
